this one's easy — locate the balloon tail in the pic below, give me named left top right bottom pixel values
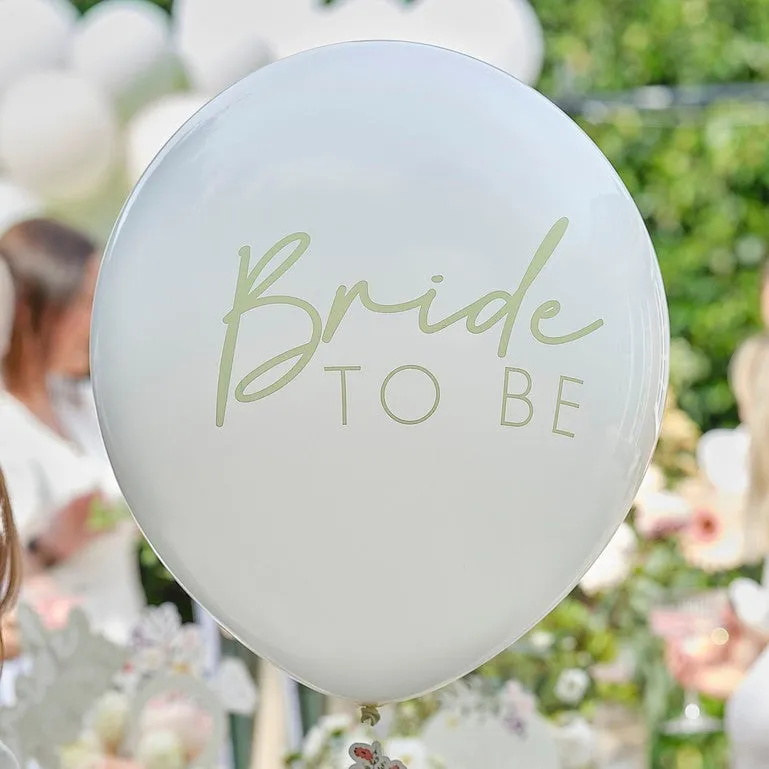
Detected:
left=360, top=703, right=381, bottom=726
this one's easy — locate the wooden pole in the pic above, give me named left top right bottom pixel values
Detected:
left=251, top=661, right=288, bottom=769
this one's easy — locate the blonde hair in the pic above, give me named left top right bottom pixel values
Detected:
left=0, top=466, right=21, bottom=660
left=730, top=334, right=769, bottom=561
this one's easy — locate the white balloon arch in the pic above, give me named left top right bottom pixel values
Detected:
left=0, top=0, right=544, bottom=237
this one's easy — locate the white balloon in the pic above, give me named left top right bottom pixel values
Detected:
left=174, top=0, right=272, bottom=94
left=0, top=178, right=43, bottom=237
left=125, top=93, right=208, bottom=185
left=0, top=72, right=118, bottom=200
left=0, top=0, right=76, bottom=96
left=202, top=0, right=544, bottom=85
left=91, top=42, right=668, bottom=704
left=71, top=0, right=174, bottom=111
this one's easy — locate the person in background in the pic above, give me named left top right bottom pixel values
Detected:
left=0, top=466, right=23, bottom=767
left=667, top=331, right=769, bottom=768
left=0, top=219, right=144, bottom=650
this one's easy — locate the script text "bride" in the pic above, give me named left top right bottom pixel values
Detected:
left=216, top=218, right=604, bottom=427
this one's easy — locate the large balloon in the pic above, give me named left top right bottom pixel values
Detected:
left=70, top=0, right=176, bottom=115
left=91, top=42, right=668, bottom=704
left=0, top=0, right=75, bottom=96
left=0, top=72, right=118, bottom=201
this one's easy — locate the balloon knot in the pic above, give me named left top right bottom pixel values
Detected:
left=360, top=704, right=381, bottom=726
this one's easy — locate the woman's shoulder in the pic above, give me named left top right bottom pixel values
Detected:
left=0, top=391, right=103, bottom=538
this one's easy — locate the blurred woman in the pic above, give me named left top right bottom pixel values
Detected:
left=0, top=465, right=23, bottom=768
left=0, top=219, right=144, bottom=647
left=667, top=333, right=769, bottom=768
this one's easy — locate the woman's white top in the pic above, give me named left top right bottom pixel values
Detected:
left=727, top=645, right=769, bottom=769
left=726, top=558, right=769, bottom=769
left=0, top=740, right=19, bottom=769
left=0, top=385, right=144, bottom=645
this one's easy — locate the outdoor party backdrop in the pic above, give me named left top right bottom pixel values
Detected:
left=59, top=0, right=769, bottom=766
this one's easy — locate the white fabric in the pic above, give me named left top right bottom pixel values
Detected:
left=727, top=646, right=769, bottom=769
left=0, top=387, right=144, bottom=645
left=0, top=740, right=19, bottom=769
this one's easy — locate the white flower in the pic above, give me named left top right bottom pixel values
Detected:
left=529, top=631, right=554, bottom=651
left=552, top=716, right=597, bottom=769
left=319, top=713, right=354, bottom=735
left=137, top=729, right=186, bottom=769
left=170, top=624, right=206, bottom=675
left=90, top=691, right=130, bottom=750
left=302, top=713, right=356, bottom=762
left=554, top=669, right=590, bottom=705
left=579, top=523, right=637, bottom=595
left=385, top=738, right=431, bottom=769
left=133, top=645, right=168, bottom=675
left=302, top=723, right=330, bottom=762
left=134, top=603, right=183, bottom=647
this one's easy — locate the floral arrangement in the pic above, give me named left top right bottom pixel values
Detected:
left=59, top=604, right=258, bottom=769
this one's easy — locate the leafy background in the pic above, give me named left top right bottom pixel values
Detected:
left=69, top=0, right=769, bottom=765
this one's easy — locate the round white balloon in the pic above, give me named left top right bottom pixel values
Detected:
left=174, top=0, right=272, bottom=94
left=91, top=42, right=668, bottom=704
left=0, top=0, right=76, bottom=96
left=125, top=93, right=208, bottom=184
left=199, top=0, right=544, bottom=85
left=0, top=72, right=118, bottom=200
left=71, top=0, right=175, bottom=112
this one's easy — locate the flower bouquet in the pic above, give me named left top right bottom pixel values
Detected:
left=0, top=602, right=257, bottom=769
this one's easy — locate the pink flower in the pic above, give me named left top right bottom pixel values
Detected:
left=678, top=478, right=749, bottom=572
left=688, top=508, right=721, bottom=543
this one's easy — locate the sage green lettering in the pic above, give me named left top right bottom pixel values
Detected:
left=531, top=300, right=605, bottom=345
left=380, top=365, right=440, bottom=425
left=500, top=367, right=533, bottom=427
left=323, top=282, right=434, bottom=344
left=216, top=233, right=320, bottom=427
left=324, top=366, right=362, bottom=425
left=552, top=375, right=583, bottom=438
left=216, top=218, right=605, bottom=426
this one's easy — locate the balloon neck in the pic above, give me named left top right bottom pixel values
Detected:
left=360, top=704, right=381, bottom=726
